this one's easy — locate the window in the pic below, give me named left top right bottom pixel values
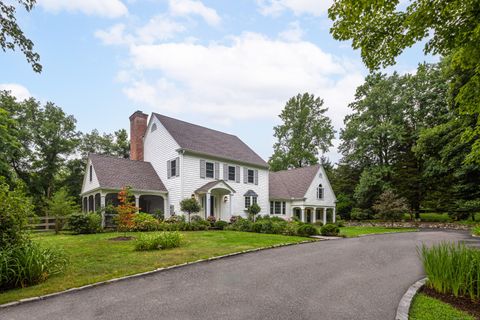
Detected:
left=252, top=196, right=257, bottom=205
left=317, top=184, right=324, bottom=199
left=89, top=165, right=93, bottom=182
left=151, top=123, right=157, bottom=132
left=228, top=166, right=236, bottom=181
left=170, top=159, right=177, bottom=177
left=270, top=201, right=286, bottom=215
left=245, top=196, right=251, bottom=208
left=206, top=162, right=214, bottom=178
left=247, top=169, right=254, bottom=183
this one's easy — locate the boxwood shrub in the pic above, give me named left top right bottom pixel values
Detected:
left=320, top=223, right=340, bottom=236
left=67, top=213, right=102, bottom=234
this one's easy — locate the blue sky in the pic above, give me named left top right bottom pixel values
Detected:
left=0, top=0, right=436, bottom=163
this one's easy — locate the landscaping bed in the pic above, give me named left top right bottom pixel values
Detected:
left=345, top=221, right=472, bottom=231
left=0, top=231, right=308, bottom=305
left=418, top=286, right=480, bottom=319
left=410, top=292, right=476, bottom=320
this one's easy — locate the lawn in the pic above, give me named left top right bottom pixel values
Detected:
left=409, top=293, right=475, bottom=320
left=0, top=231, right=308, bottom=305
left=339, top=226, right=417, bottom=238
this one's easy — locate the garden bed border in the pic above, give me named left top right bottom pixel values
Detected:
left=395, top=277, right=427, bottom=320
left=0, top=239, right=317, bottom=309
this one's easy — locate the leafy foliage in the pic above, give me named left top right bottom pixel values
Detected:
left=180, top=198, right=201, bottom=222
left=0, top=0, right=41, bottom=72
left=134, top=232, right=183, bottom=251
left=247, top=203, right=261, bottom=221
left=269, top=93, right=334, bottom=171
left=115, top=187, right=138, bottom=233
left=47, top=188, right=79, bottom=233
left=67, top=213, right=101, bottom=234
left=373, top=190, right=409, bottom=225
left=320, top=224, right=340, bottom=236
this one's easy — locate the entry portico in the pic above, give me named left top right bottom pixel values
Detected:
left=195, top=180, right=235, bottom=221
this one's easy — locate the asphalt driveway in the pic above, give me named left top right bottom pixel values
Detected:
left=0, top=231, right=477, bottom=320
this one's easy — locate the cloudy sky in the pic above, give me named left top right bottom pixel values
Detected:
left=0, top=0, right=435, bottom=163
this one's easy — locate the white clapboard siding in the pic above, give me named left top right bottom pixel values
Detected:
left=81, top=158, right=100, bottom=194
left=302, top=165, right=337, bottom=206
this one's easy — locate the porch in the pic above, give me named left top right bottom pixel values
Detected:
left=292, top=206, right=336, bottom=224
left=81, top=188, right=168, bottom=228
left=195, top=180, right=235, bottom=221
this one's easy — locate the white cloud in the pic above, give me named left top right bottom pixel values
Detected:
left=38, top=0, right=128, bottom=18
left=279, top=21, right=303, bottom=42
left=121, top=32, right=363, bottom=133
left=168, top=0, right=221, bottom=26
left=95, top=16, right=185, bottom=46
left=0, top=83, right=32, bottom=101
left=257, top=0, right=333, bottom=16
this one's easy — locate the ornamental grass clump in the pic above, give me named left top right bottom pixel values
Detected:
left=134, top=232, right=183, bottom=251
left=419, top=242, right=480, bottom=300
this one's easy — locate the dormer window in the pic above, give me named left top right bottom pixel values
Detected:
left=89, top=165, right=93, bottom=182
left=317, top=184, right=324, bottom=199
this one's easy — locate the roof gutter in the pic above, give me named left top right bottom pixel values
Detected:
left=177, top=148, right=269, bottom=169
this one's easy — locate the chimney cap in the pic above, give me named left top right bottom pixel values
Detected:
left=129, top=110, right=148, bottom=121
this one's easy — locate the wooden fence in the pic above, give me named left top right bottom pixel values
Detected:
left=28, top=216, right=60, bottom=232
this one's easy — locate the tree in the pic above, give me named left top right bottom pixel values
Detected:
left=329, top=0, right=480, bottom=164
left=247, top=203, right=261, bottom=222
left=1, top=0, right=41, bottom=72
left=373, top=190, right=409, bottom=226
left=47, top=188, right=79, bottom=234
left=0, top=104, right=21, bottom=184
left=180, top=198, right=201, bottom=223
left=269, top=93, right=334, bottom=171
left=115, top=187, right=138, bottom=234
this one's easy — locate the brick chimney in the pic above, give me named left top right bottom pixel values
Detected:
left=129, top=110, right=148, bottom=161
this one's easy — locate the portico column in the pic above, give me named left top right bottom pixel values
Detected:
left=333, top=207, right=336, bottom=223
left=312, top=209, right=316, bottom=223
left=323, top=207, right=327, bottom=225
left=206, top=192, right=211, bottom=219
left=229, top=194, right=233, bottom=220
left=100, top=194, right=106, bottom=228
left=134, top=195, right=140, bottom=212
left=300, top=208, right=305, bottom=222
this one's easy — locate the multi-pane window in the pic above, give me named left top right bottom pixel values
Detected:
left=228, top=166, right=236, bottom=181
left=170, top=160, right=177, bottom=177
left=247, top=169, right=254, bottom=183
left=317, top=184, right=324, bottom=199
left=270, top=201, right=286, bottom=215
left=206, top=162, right=214, bottom=178
left=244, top=196, right=257, bottom=209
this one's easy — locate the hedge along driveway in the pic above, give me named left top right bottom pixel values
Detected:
left=0, top=231, right=308, bottom=305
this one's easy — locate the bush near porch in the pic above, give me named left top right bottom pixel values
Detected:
left=0, top=231, right=308, bottom=305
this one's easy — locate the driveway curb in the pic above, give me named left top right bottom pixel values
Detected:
left=0, top=239, right=316, bottom=309
left=395, top=277, right=427, bottom=320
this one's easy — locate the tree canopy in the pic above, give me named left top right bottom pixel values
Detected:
left=269, top=93, right=334, bottom=171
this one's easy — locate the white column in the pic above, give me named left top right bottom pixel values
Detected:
left=100, top=194, right=106, bottom=228
left=312, top=209, right=316, bottom=223
left=134, top=195, right=140, bottom=212
left=323, top=207, right=327, bottom=225
left=229, top=194, right=233, bottom=220
left=300, top=208, right=305, bottom=222
left=206, top=192, right=211, bottom=219
left=333, top=207, right=336, bottom=223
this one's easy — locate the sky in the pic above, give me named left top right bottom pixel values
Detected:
left=0, top=0, right=437, bottom=163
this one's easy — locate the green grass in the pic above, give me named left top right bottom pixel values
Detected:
left=409, top=293, right=474, bottom=320
left=473, top=226, right=480, bottom=236
left=0, top=231, right=307, bottom=304
left=339, top=226, right=417, bottom=238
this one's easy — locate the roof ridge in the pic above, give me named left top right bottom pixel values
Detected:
left=152, top=113, right=237, bottom=138
left=89, top=153, right=150, bottom=164
left=271, top=163, right=321, bottom=174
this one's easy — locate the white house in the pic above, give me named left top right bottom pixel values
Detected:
left=80, top=111, right=336, bottom=227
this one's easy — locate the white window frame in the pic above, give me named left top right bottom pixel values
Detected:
left=317, top=184, right=324, bottom=200
left=205, top=161, right=214, bottom=178
left=244, top=196, right=257, bottom=209
left=270, top=201, right=286, bottom=215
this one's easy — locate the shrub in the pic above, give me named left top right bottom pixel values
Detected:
left=115, top=187, right=138, bottom=233
left=0, top=181, right=33, bottom=248
left=180, top=198, right=201, bottom=222
left=206, top=216, right=217, bottom=225
left=419, top=213, right=452, bottom=222
left=68, top=213, right=102, bottom=234
left=190, top=215, right=204, bottom=222
left=314, top=221, right=324, bottom=227
left=165, top=215, right=185, bottom=223
left=350, top=208, right=370, bottom=221
left=230, top=215, right=241, bottom=223
left=473, top=226, right=480, bottom=236
left=0, top=241, right=67, bottom=290
left=153, top=209, right=164, bottom=221
left=284, top=222, right=300, bottom=236
left=320, top=224, right=340, bottom=236
left=335, top=220, right=345, bottom=227
left=419, top=242, right=480, bottom=300
left=47, top=188, right=79, bottom=234
left=373, top=190, right=408, bottom=225
left=214, top=220, right=228, bottom=230
left=134, top=232, right=183, bottom=251
left=297, top=224, right=318, bottom=237
left=247, top=203, right=261, bottom=221
left=133, top=213, right=160, bottom=231
left=226, top=218, right=253, bottom=232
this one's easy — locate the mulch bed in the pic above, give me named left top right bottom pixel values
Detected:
left=420, top=286, right=480, bottom=319
left=108, top=236, right=135, bottom=241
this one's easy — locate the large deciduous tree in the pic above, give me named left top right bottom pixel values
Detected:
left=0, top=0, right=41, bottom=72
left=329, top=0, right=480, bottom=164
left=269, top=93, right=334, bottom=171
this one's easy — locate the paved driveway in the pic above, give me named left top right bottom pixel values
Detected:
left=0, top=231, right=477, bottom=320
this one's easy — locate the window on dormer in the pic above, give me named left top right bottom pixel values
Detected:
left=89, top=165, right=93, bottom=182
left=317, top=184, right=324, bottom=199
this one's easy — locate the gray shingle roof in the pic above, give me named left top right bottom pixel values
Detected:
left=195, top=180, right=235, bottom=193
left=269, top=165, right=320, bottom=199
left=153, top=113, right=268, bottom=168
left=88, top=154, right=167, bottom=192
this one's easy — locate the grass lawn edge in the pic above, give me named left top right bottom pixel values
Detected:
left=0, top=238, right=317, bottom=309
left=396, top=277, right=427, bottom=320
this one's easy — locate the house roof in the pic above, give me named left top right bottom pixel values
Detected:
left=153, top=113, right=268, bottom=168
left=195, top=180, right=235, bottom=194
left=243, top=190, right=258, bottom=197
left=88, top=154, right=167, bottom=192
left=269, top=164, right=321, bottom=199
